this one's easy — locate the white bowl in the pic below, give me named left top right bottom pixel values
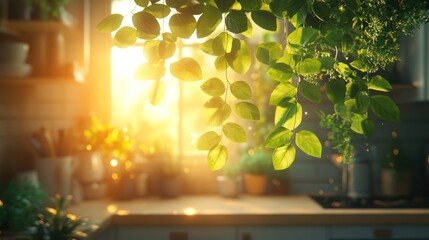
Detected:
left=0, top=42, right=30, bottom=64
left=0, top=63, right=32, bottom=77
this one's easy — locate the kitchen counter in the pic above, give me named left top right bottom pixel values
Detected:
left=67, top=195, right=429, bottom=228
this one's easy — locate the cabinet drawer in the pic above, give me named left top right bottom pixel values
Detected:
left=116, top=226, right=236, bottom=240
left=238, top=226, right=327, bottom=240
left=331, top=225, right=429, bottom=239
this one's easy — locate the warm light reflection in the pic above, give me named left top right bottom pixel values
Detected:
left=107, top=204, right=118, bottom=214
left=184, top=207, right=197, bottom=215
left=67, top=213, right=77, bottom=221
left=117, top=210, right=129, bottom=215
left=111, top=173, right=119, bottom=180
left=393, top=148, right=399, bottom=156
left=110, top=159, right=118, bottom=167
left=392, top=131, right=398, bottom=138
left=85, top=144, right=92, bottom=151
left=0, top=200, right=3, bottom=206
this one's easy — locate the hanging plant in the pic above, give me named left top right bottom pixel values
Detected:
left=97, top=0, right=429, bottom=170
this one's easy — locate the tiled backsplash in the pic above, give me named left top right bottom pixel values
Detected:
left=0, top=81, right=88, bottom=184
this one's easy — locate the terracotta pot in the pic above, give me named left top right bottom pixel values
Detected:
left=244, top=174, right=267, bottom=195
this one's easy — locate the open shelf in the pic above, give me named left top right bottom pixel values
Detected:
left=5, top=20, right=72, bottom=32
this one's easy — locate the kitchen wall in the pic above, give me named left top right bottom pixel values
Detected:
left=0, top=82, right=88, bottom=184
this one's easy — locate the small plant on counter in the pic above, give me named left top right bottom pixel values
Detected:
left=0, top=181, right=46, bottom=236
left=239, top=147, right=272, bottom=195
left=34, top=195, right=97, bottom=240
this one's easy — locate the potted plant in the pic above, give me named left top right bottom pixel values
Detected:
left=32, top=0, right=71, bottom=21
left=34, top=195, right=96, bottom=240
left=159, top=150, right=182, bottom=198
left=7, top=0, right=33, bottom=20
left=0, top=181, right=46, bottom=239
left=216, top=162, right=242, bottom=198
left=239, top=148, right=272, bottom=195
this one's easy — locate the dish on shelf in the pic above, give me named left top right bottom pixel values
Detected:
left=0, top=63, right=32, bottom=77
left=0, top=42, right=29, bottom=63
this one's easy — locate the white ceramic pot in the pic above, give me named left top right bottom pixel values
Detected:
left=217, top=175, right=242, bottom=198
left=76, top=151, right=105, bottom=184
left=34, top=155, right=75, bottom=197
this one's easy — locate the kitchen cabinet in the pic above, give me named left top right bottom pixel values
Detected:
left=115, top=226, right=237, bottom=240
left=238, top=226, right=327, bottom=240
left=330, top=225, right=429, bottom=240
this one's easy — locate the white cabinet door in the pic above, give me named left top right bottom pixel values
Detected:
left=238, top=226, right=328, bottom=240
left=116, top=226, right=236, bottom=240
left=330, top=225, right=429, bottom=239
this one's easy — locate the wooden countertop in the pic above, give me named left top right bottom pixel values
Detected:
left=67, top=195, right=429, bottom=228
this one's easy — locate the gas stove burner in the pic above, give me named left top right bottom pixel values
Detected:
left=310, top=195, right=429, bottom=209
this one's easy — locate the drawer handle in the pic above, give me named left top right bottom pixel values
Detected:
left=170, top=232, right=188, bottom=240
left=373, top=228, right=393, bottom=238
left=242, top=232, right=251, bottom=240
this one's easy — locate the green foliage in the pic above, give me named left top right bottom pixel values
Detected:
left=98, top=0, right=429, bottom=169
left=34, top=195, right=96, bottom=240
left=0, top=181, right=46, bottom=232
left=239, top=148, right=272, bottom=175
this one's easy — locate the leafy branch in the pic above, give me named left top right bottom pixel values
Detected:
left=97, top=0, right=428, bottom=170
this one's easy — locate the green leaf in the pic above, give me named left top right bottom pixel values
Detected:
left=96, top=14, right=123, bottom=33
left=266, top=63, right=296, bottom=82
left=269, top=82, right=297, bottom=105
left=213, top=32, right=234, bottom=55
left=319, top=57, right=336, bottom=71
left=370, top=95, right=400, bottom=122
left=165, top=0, right=187, bottom=9
left=275, top=102, right=302, bottom=130
left=355, top=91, right=370, bottom=113
left=230, top=81, right=252, bottom=100
left=215, top=55, right=228, bottom=72
left=205, top=103, right=231, bottom=126
left=241, top=17, right=253, bottom=38
left=334, top=62, right=353, bottom=76
left=295, top=130, right=322, bottom=158
left=196, top=4, right=222, bottom=38
left=350, top=59, right=367, bottom=72
left=143, top=40, right=161, bottom=63
left=368, top=75, right=392, bottom=92
left=200, top=77, right=225, bottom=96
left=200, top=39, right=216, bottom=55
left=226, top=39, right=251, bottom=74
left=290, top=8, right=307, bottom=28
left=240, top=0, right=262, bottom=11
left=351, top=113, right=365, bottom=134
left=235, top=102, right=260, bottom=120
left=251, top=10, right=277, bottom=31
left=341, top=33, right=355, bottom=52
left=296, top=58, right=322, bottom=75
left=208, top=144, right=228, bottom=170
left=312, top=1, right=330, bottom=22
left=148, top=80, right=167, bottom=105
left=177, top=2, right=204, bottom=15
left=197, top=131, right=221, bottom=150
left=326, top=78, right=346, bottom=104
left=204, top=96, right=224, bottom=108
left=287, top=27, right=319, bottom=45
left=144, top=4, right=171, bottom=18
left=135, top=0, right=150, bottom=7
left=362, top=118, right=375, bottom=138
left=170, top=58, right=202, bottom=81
left=113, top=26, right=137, bottom=48
left=272, top=144, right=296, bottom=170
left=169, top=13, right=196, bottom=38
left=225, top=10, right=248, bottom=34
left=298, top=80, right=321, bottom=103
left=265, top=126, right=293, bottom=148
left=132, top=11, right=160, bottom=36
left=255, top=42, right=282, bottom=65
left=335, top=103, right=351, bottom=119
left=214, top=0, right=235, bottom=12
left=134, top=62, right=166, bottom=80
left=276, top=53, right=297, bottom=67
left=159, top=39, right=176, bottom=59
left=222, top=122, right=247, bottom=143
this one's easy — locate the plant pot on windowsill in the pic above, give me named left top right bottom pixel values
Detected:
left=217, top=163, right=242, bottom=198
left=239, top=148, right=272, bottom=195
